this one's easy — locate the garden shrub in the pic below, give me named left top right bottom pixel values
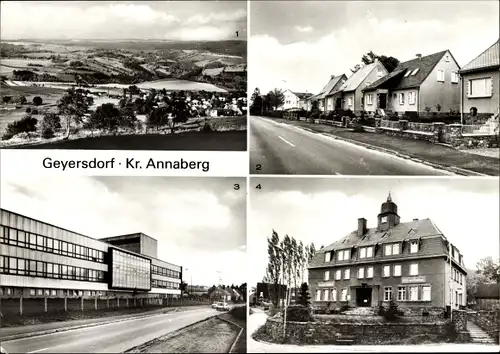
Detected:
left=33, top=96, right=43, bottom=106
left=379, top=301, right=400, bottom=321
left=285, top=304, right=314, bottom=322
left=42, top=126, right=55, bottom=139
left=5, top=115, right=38, bottom=138
left=25, top=107, right=31, bottom=113
left=42, top=113, right=62, bottom=131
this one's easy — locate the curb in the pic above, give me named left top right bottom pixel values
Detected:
left=0, top=308, right=180, bottom=342
left=217, top=315, right=245, bottom=353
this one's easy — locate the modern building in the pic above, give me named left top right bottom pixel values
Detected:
left=459, top=39, right=499, bottom=124
left=308, top=194, right=467, bottom=315
left=362, top=50, right=461, bottom=116
left=0, top=208, right=182, bottom=300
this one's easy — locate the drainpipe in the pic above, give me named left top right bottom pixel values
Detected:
left=417, top=88, right=420, bottom=117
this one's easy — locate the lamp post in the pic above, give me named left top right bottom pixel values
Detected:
left=185, top=268, right=193, bottom=300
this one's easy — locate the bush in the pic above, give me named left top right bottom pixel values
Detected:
left=42, top=113, right=62, bottom=131
left=379, top=301, right=400, bottom=321
left=228, top=306, right=246, bottom=321
left=25, top=107, right=32, bottom=113
left=31, top=109, right=39, bottom=115
left=33, top=96, right=43, bottom=106
left=285, top=304, right=314, bottom=322
left=42, top=126, right=55, bottom=139
left=5, top=115, right=38, bottom=137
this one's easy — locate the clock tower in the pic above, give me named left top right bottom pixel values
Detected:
left=377, top=193, right=400, bottom=231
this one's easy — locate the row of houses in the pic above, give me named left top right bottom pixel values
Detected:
left=282, top=40, right=499, bottom=120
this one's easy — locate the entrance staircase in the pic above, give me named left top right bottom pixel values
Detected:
left=335, top=334, right=356, bottom=345
left=343, top=307, right=377, bottom=316
left=467, top=321, right=497, bottom=344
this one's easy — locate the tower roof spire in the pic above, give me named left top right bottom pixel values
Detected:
left=387, top=191, right=392, bottom=202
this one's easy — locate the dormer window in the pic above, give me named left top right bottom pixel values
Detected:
left=359, top=246, right=373, bottom=258
left=324, top=252, right=331, bottom=262
left=337, top=249, right=350, bottom=261
left=404, top=70, right=412, bottom=77
left=385, top=243, right=400, bottom=256
left=410, top=240, right=419, bottom=253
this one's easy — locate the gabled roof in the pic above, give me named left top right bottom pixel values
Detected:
left=363, top=50, right=448, bottom=91
left=312, top=74, right=346, bottom=100
left=461, top=39, right=500, bottom=73
left=334, top=62, right=381, bottom=93
left=293, top=92, right=313, bottom=100
left=362, top=68, right=407, bottom=92
left=309, top=218, right=448, bottom=269
left=475, top=283, right=500, bottom=299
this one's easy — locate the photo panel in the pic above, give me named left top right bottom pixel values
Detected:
left=248, top=0, right=499, bottom=176
left=0, top=175, right=247, bottom=353
left=248, top=176, right=499, bottom=352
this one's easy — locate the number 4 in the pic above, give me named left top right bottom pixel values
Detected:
left=256, top=184, right=262, bottom=190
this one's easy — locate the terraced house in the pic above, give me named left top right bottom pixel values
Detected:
left=0, top=209, right=182, bottom=302
left=308, top=194, right=467, bottom=316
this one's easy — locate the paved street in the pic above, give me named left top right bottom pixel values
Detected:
left=248, top=309, right=499, bottom=353
left=1, top=307, right=217, bottom=353
left=250, top=116, right=454, bottom=175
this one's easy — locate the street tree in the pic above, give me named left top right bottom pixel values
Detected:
left=57, top=88, right=94, bottom=139
left=476, top=257, right=500, bottom=283
left=361, top=50, right=401, bottom=73
left=267, top=88, right=285, bottom=111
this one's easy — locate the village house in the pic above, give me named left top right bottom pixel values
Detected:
left=334, top=61, right=388, bottom=114
left=459, top=39, right=499, bottom=123
left=362, top=50, right=461, bottom=116
left=308, top=194, right=467, bottom=316
left=281, top=89, right=313, bottom=110
left=308, top=74, right=347, bottom=113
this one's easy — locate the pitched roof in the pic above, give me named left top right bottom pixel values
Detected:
left=313, top=74, right=345, bottom=100
left=363, top=50, right=448, bottom=91
left=476, top=283, right=500, bottom=299
left=336, top=62, right=380, bottom=93
left=362, top=68, right=407, bottom=91
left=293, top=92, right=313, bottom=100
left=309, top=218, right=448, bottom=269
left=461, top=39, right=500, bottom=73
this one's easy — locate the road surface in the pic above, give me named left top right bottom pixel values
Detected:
left=1, top=308, right=217, bottom=353
left=250, top=116, right=454, bottom=175
left=248, top=309, right=499, bottom=353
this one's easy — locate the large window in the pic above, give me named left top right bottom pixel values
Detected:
left=111, top=249, right=151, bottom=290
left=0, top=226, right=105, bottom=264
left=337, top=249, right=350, bottom=261
left=397, top=286, right=406, bottom=301
left=151, top=264, right=181, bottom=279
left=469, top=78, right=492, bottom=98
left=409, top=286, right=419, bottom=301
left=385, top=243, right=400, bottom=256
left=422, top=286, right=431, bottom=301
left=359, top=246, right=373, bottom=259
left=384, top=287, right=393, bottom=301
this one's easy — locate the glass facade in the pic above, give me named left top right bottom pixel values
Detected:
left=111, top=249, right=151, bottom=290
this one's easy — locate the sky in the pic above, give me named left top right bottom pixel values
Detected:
left=0, top=1, right=247, bottom=41
left=248, top=177, right=500, bottom=287
left=0, top=176, right=247, bottom=287
left=249, top=0, right=500, bottom=94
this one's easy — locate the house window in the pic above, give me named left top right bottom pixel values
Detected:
left=392, top=244, right=400, bottom=255
left=51, top=289, right=57, bottom=296
left=315, top=289, right=321, bottom=301
left=358, top=267, right=364, bottom=279
left=397, top=286, right=406, bottom=301
left=460, top=273, right=463, bottom=285
left=324, top=271, right=330, bottom=281
left=409, top=286, right=419, bottom=301
left=340, top=288, right=347, bottom=301
left=335, top=270, right=342, bottom=280
left=324, top=252, right=331, bottom=262
left=445, top=54, right=450, bottom=62
left=344, top=269, right=350, bottom=279
left=381, top=216, right=388, bottom=223
left=437, top=70, right=445, bottom=82
left=37, top=288, right=43, bottom=296
left=337, top=249, right=350, bottom=261
left=410, top=240, right=419, bottom=253
left=366, top=94, right=373, bottom=105
left=394, top=265, right=402, bottom=276
left=367, top=266, right=374, bottom=278
left=383, top=265, right=391, bottom=277
left=398, top=93, right=404, bottom=105
left=331, top=288, right=337, bottom=301
left=323, top=289, right=329, bottom=301
left=408, top=91, right=416, bottom=105
left=347, top=97, right=353, bottom=106
left=468, top=78, right=492, bottom=98
left=366, top=247, right=373, bottom=257
left=360, top=248, right=366, bottom=258
left=410, top=263, right=419, bottom=276
left=422, top=286, right=431, bottom=301
left=411, top=68, right=419, bottom=76
left=451, top=71, right=459, bottom=84
left=384, top=287, right=393, bottom=301
left=385, top=243, right=400, bottom=255
left=377, top=70, right=384, bottom=78
left=30, top=288, right=36, bottom=296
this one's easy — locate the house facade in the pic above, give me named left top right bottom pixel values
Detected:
left=363, top=50, right=461, bottom=115
left=308, top=194, right=467, bottom=315
left=309, top=74, right=347, bottom=113
left=460, top=39, right=500, bottom=121
left=336, top=61, right=388, bottom=113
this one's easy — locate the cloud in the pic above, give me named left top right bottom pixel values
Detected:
left=295, top=25, right=313, bottom=33
left=1, top=175, right=246, bottom=286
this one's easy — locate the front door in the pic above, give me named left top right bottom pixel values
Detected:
left=335, top=97, right=342, bottom=109
left=378, top=93, right=387, bottom=109
left=356, top=288, right=372, bottom=307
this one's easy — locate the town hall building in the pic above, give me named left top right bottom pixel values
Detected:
left=308, top=194, right=467, bottom=316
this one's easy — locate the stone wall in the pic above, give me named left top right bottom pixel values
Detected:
left=265, top=316, right=450, bottom=345
left=468, top=310, right=500, bottom=344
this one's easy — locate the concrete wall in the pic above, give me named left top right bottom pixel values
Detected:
left=461, top=70, right=500, bottom=115
left=419, top=51, right=461, bottom=113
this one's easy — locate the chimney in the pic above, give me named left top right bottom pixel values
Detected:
left=416, top=54, right=422, bottom=60
left=413, top=218, right=419, bottom=221
left=357, top=218, right=367, bottom=237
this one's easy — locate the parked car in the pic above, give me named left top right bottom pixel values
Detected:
left=211, top=302, right=220, bottom=309
left=217, top=302, right=230, bottom=311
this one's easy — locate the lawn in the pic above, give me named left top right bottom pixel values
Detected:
left=7, top=130, right=247, bottom=151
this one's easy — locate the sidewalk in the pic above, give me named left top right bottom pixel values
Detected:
left=247, top=310, right=499, bottom=353
left=272, top=118, right=500, bottom=176
left=0, top=305, right=209, bottom=341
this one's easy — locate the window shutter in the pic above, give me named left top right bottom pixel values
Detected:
left=467, top=80, right=471, bottom=97
left=490, top=77, right=494, bottom=96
